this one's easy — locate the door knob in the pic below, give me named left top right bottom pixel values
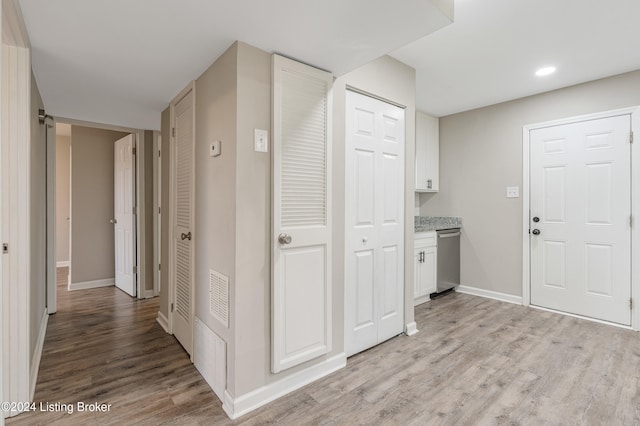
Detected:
left=181, top=231, right=192, bottom=241
left=532, top=217, right=540, bottom=223
left=362, top=237, right=368, bottom=243
left=532, top=229, right=541, bottom=235
left=278, top=233, right=292, bottom=244
left=110, top=219, right=117, bottom=224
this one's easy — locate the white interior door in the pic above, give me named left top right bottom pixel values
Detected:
left=530, top=114, right=631, bottom=325
left=171, top=87, right=195, bottom=355
left=114, top=134, right=136, bottom=297
left=272, top=55, right=333, bottom=373
left=345, top=91, right=405, bottom=357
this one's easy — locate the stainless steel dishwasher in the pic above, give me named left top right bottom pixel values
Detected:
left=436, top=228, right=461, bottom=292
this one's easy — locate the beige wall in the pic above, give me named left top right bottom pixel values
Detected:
left=333, top=56, right=417, bottom=333
left=233, top=43, right=276, bottom=395
left=159, top=43, right=418, bottom=400
left=70, top=126, right=128, bottom=284
left=194, top=41, right=239, bottom=391
left=421, top=69, right=640, bottom=297
left=159, top=108, right=170, bottom=318
left=56, top=135, right=71, bottom=263
left=30, top=71, right=46, bottom=363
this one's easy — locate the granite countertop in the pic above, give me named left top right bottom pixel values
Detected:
left=415, top=216, right=462, bottom=232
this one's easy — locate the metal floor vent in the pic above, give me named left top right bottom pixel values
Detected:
left=209, top=269, right=229, bottom=327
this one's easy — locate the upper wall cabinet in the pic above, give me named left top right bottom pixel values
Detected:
left=415, top=111, right=439, bottom=192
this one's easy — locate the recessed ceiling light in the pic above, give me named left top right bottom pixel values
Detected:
left=535, top=66, right=556, bottom=77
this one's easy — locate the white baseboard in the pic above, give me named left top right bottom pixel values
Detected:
left=457, top=285, right=523, bottom=305
left=143, top=289, right=155, bottom=299
left=68, top=278, right=114, bottom=291
left=156, top=311, right=170, bottom=334
left=405, top=321, right=419, bottom=336
left=56, top=261, right=69, bottom=268
left=30, top=309, right=49, bottom=400
left=222, top=352, right=347, bottom=420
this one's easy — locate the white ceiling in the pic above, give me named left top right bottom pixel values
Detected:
left=18, top=1, right=640, bottom=130
left=18, top=0, right=451, bottom=130
left=391, top=0, right=640, bottom=117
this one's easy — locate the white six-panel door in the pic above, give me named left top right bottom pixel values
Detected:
left=530, top=114, right=632, bottom=325
left=345, top=91, right=405, bottom=357
left=114, top=134, right=136, bottom=297
left=171, top=87, right=195, bottom=355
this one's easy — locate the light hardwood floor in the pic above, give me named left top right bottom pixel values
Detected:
left=8, top=268, right=640, bottom=425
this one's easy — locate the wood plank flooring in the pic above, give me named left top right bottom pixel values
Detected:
left=8, top=269, right=640, bottom=425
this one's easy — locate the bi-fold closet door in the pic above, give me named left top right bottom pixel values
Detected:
left=344, top=90, right=405, bottom=357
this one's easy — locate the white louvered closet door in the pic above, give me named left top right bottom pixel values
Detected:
left=172, top=86, right=195, bottom=355
left=272, top=55, right=333, bottom=373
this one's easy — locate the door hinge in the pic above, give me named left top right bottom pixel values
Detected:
left=158, top=263, right=161, bottom=271
left=630, top=131, right=634, bottom=144
left=158, top=149, right=161, bottom=157
left=158, top=206, right=161, bottom=214
left=133, top=265, right=138, bottom=274
left=630, top=298, right=633, bottom=310
left=172, top=128, right=176, bottom=137
left=171, top=303, right=174, bottom=312
left=631, top=214, right=634, bottom=228
left=132, top=147, right=136, bottom=155
left=2, top=243, right=8, bottom=254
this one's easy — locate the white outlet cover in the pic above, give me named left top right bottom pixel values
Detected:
left=254, top=129, right=268, bottom=152
left=506, top=186, right=519, bottom=198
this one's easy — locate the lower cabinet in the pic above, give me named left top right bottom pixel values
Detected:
left=415, top=232, right=437, bottom=306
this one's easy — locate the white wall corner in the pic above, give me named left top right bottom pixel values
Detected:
left=156, top=311, right=170, bottom=334
left=222, top=352, right=347, bottom=420
left=30, top=309, right=48, bottom=400
left=405, top=321, right=419, bottom=336
left=456, top=285, right=523, bottom=306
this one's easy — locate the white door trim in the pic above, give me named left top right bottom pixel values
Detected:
left=45, top=116, right=56, bottom=314
left=522, top=106, right=640, bottom=329
left=1, top=0, right=32, bottom=416
left=153, top=131, right=161, bottom=297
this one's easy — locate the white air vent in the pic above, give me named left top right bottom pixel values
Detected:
left=209, top=269, right=229, bottom=327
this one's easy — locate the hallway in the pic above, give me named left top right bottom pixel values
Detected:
left=7, top=268, right=228, bottom=425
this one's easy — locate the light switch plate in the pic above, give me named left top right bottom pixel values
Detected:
left=210, top=141, right=221, bottom=157
left=254, top=129, right=268, bottom=152
left=506, top=186, right=519, bottom=198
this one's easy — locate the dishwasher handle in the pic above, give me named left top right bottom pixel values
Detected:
left=438, top=231, right=461, bottom=239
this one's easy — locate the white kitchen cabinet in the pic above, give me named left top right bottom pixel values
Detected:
left=414, top=232, right=437, bottom=306
left=415, top=111, right=439, bottom=192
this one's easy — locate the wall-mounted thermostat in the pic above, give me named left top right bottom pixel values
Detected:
left=210, top=140, right=222, bottom=157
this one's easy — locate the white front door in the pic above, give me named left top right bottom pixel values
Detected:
left=271, top=55, right=333, bottom=373
left=530, top=114, right=632, bottom=325
left=171, top=86, right=195, bottom=355
left=345, top=91, right=405, bottom=357
left=114, top=134, right=136, bottom=297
